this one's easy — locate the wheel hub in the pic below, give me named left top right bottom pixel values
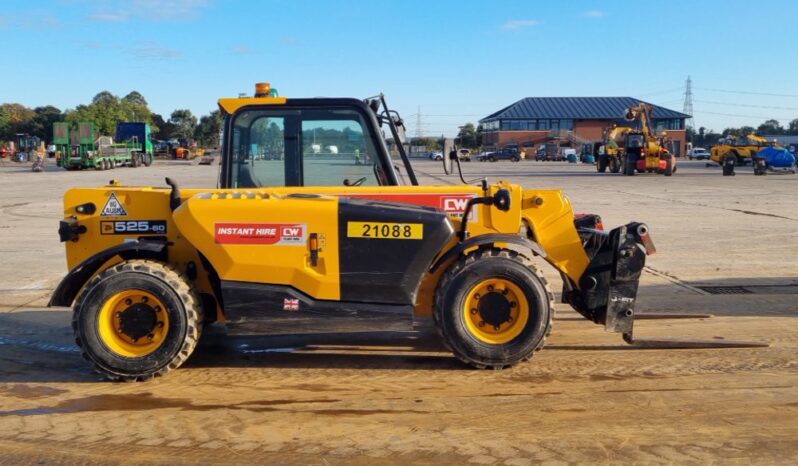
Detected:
left=478, top=292, right=512, bottom=328
left=118, top=303, right=158, bottom=341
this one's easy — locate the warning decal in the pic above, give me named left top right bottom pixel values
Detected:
left=215, top=223, right=307, bottom=245
left=100, top=193, right=128, bottom=217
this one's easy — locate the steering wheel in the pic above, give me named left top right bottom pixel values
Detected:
left=344, top=177, right=367, bottom=187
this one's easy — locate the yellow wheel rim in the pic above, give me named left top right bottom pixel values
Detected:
left=97, top=290, right=170, bottom=358
left=463, top=278, right=529, bottom=345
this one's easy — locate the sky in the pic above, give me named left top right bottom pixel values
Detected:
left=2, top=0, right=798, bottom=136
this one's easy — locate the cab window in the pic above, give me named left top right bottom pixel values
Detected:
left=230, top=107, right=384, bottom=188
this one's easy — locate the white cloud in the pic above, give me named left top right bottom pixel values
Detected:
left=502, top=19, right=540, bottom=30
left=231, top=45, right=253, bottom=56
left=87, top=11, right=129, bottom=22
left=131, top=42, right=182, bottom=60
left=87, top=0, right=210, bottom=22
left=583, top=10, right=605, bottom=18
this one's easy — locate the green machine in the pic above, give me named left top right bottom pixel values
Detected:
left=55, top=122, right=153, bottom=171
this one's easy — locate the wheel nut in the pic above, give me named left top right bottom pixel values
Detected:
left=478, top=321, right=485, bottom=328
left=115, top=312, right=121, bottom=318
left=474, top=294, right=480, bottom=300
left=502, top=289, right=508, bottom=295
left=493, top=325, right=501, bottom=331
left=141, top=296, right=148, bottom=303
left=157, top=321, right=165, bottom=328
left=507, top=317, right=514, bottom=323
left=124, top=298, right=132, bottom=305
left=147, top=334, right=154, bottom=340
left=154, top=306, right=161, bottom=312
left=487, top=285, right=494, bottom=292
left=470, top=308, right=478, bottom=315
left=510, top=301, right=517, bottom=308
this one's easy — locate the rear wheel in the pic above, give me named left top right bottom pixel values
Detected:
left=624, top=155, right=636, bottom=176
left=663, top=157, right=674, bottom=176
left=597, top=155, right=607, bottom=172
left=434, top=248, right=553, bottom=369
left=72, top=260, right=202, bottom=381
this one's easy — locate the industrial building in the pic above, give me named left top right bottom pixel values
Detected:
left=479, top=97, right=691, bottom=156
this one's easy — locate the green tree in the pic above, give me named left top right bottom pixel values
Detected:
left=194, top=110, right=223, bottom=147
left=65, top=91, right=155, bottom=137
left=757, top=119, right=783, bottom=135
left=169, top=109, right=197, bottom=140
left=456, top=123, right=479, bottom=148
left=122, top=91, right=148, bottom=107
left=29, top=106, right=63, bottom=142
left=788, top=118, right=798, bottom=134
left=0, top=103, right=36, bottom=140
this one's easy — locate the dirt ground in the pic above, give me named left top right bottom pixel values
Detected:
left=0, top=158, right=796, bottom=465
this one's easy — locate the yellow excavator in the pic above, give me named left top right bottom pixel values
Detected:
left=620, top=103, right=676, bottom=176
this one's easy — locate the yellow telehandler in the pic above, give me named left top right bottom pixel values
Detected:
left=50, top=83, right=764, bottom=381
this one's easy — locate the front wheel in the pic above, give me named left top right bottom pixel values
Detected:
left=72, top=260, right=203, bottom=381
left=434, top=248, right=553, bottom=369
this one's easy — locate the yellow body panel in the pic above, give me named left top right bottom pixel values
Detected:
left=173, top=192, right=341, bottom=300
left=61, top=182, right=590, bottom=319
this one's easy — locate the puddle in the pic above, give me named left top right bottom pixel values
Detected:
left=0, top=336, right=80, bottom=353
left=0, top=392, right=341, bottom=417
left=0, top=384, right=67, bottom=399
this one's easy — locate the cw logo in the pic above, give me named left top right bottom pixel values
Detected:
left=441, top=197, right=470, bottom=212
left=282, top=226, right=303, bottom=237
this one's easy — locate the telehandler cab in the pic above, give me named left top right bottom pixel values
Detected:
left=50, top=83, right=764, bottom=381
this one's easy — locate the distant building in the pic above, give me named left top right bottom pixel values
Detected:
left=479, top=97, right=691, bottom=156
left=762, top=135, right=798, bottom=153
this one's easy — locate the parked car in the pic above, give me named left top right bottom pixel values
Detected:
left=458, top=148, right=471, bottom=161
left=428, top=151, right=443, bottom=161
left=478, top=148, right=520, bottom=162
left=687, top=148, right=710, bottom=160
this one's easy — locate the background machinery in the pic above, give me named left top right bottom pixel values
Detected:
left=596, top=124, right=632, bottom=173
left=49, top=83, right=762, bottom=381
left=710, top=134, right=770, bottom=168
left=620, top=103, right=676, bottom=176
left=55, top=122, right=153, bottom=170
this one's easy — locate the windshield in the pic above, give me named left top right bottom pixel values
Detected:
left=229, top=107, right=387, bottom=188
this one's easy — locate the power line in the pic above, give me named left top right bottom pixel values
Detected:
left=694, top=87, right=798, bottom=98
left=692, top=110, right=795, bottom=122
left=694, top=99, right=798, bottom=111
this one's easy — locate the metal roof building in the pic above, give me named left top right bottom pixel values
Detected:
left=480, top=97, right=691, bottom=122
left=479, top=97, right=691, bottom=156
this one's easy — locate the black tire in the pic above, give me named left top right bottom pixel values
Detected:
left=609, top=157, right=621, bottom=173
left=96, top=160, right=105, bottom=171
left=434, top=248, right=553, bottom=369
left=597, top=155, right=608, bottom=173
left=488, top=156, right=496, bottom=162
left=142, top=154, right=153, bottom=167
left=510, top=156, right=519, bottom=162
left=624, top=155, right=636, bottom=176
left=132, top=153, right=142, bottom=168
left=663, top=157, right=674, bottom=176
left=72, top=260, right=203, bottom=381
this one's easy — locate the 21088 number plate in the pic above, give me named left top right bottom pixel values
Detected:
left=346, top=222, right=423, bottom=239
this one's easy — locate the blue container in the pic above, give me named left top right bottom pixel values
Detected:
left=567, top=153, right=578, bottom=163
left=758, top=147, right=796, bottom=169
left=582, top=154, right=595, bottom=164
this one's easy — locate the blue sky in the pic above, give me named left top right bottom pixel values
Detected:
left=2, top=0, right=797, bottom=135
